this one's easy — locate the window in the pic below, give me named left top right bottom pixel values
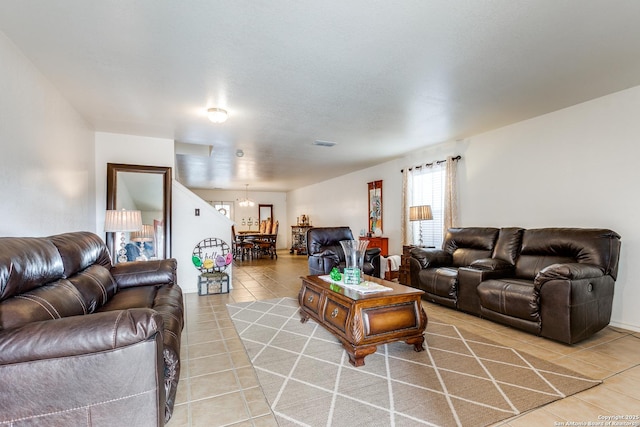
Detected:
left=411, top=164, right=445, bottom=247
left=209, top=201, right=232, bottom=219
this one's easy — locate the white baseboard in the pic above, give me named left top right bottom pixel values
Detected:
left=609, top=320, right=640, bottom=333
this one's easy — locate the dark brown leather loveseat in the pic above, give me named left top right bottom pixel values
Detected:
left=0, top=231, right=184, bottom=426
left=307, top=227, right=382, bottom=278
left=409, top=227, right=621, bottom=344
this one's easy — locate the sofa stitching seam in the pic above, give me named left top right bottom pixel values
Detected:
left=0, top=389, right=158, bottom=424
left=112, top=310, right=125, bottom=349
left=14, top=295, right=59, bottom=319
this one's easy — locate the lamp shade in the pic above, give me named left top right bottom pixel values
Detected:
left=131, top=224, right=155, bottom=242
left=104, top=209, right=143, bottom=232
left=409, top=205, right=433, bottom=221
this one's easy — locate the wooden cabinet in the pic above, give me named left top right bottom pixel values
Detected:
left=290, top=225, right=313, bottom=255
left=398, top=245, right=414, bottom=286
left=359, top=236, right=388, bottom=257
left=298, top=275, right=427, bottom=366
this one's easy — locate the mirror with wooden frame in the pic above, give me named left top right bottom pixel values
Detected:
left=258, top=204, right=273, bottom=224
left=106, top=163, right=172, bottom=261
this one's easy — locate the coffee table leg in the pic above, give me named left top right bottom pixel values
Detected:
left=405, top=334, right=425, bottom=352
left=299, top=310, right=310, bottom=324
left=346, top=345, right=377, bottom=367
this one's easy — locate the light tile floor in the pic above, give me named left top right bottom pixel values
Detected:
left=167, top=251, right=640, bottom=427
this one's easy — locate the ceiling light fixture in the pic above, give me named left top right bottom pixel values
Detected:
left=236, top=149, right=244, bottom=157
left=238, top=184, right=255, bottom=207
left=207, top=107, right=228, bottom=123
left=313, top=140, right=337, bottom=147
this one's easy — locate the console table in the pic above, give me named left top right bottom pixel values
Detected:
left=398, top=245, right=414, bottom=286
left=290, top=225, right=313, bottom=255
left=359, top=236, right=388, bottom=257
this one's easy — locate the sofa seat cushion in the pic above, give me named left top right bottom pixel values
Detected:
left=99, top=287, right=158, bottom=312
left=97, top=284, right=183, bottom=357
left=478, top=278, right=540, bottom=323
left=418, top=267, right=458, bottom=300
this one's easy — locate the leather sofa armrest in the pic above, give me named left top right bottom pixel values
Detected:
left=457, top=266, right=514, bottom=315
left=410, top=248, right=452, bottom=269
left=111, top=258, right=177, bottom=289
left=0, top=309, right=162, bottom=365
left=0, top=309, right=165, bottom=426
left=534, top=263, right=605, bottom=288
left=316, top=249, right=340, bottom=259
left=364, top=247, right=381, bottom=260
left=470, top=258, right=514, bottom=271
left=308, top=250, right=340, bottom=275
left=365, top=248, right=382, bottom=278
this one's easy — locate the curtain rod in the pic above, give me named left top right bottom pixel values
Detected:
left=400, top=155, right=461, bottom=173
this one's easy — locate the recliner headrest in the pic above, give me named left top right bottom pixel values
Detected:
left=0, top=237, right=64, bottom=302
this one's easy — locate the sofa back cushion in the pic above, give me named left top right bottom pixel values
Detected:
left=0, top=279, right=87, bottom=330
left=515, top=228, right=621, bottom=280
left=0, top=237, right=65, bottom=302
left=442, top=227, right=499, bottom=267
left=48, top=232, right=112, bottom=277
left=307, top=227, right=354, bottom=261
left=492, top=228, right=524, bottom=265
left=67, top=264, right=118, bottom=313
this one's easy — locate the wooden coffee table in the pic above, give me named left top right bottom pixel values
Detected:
left=298, top=275, right=427, bottom=367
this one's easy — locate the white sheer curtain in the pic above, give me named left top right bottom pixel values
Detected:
left=401, top=168, right=411, bottom=245
left=402, top=156, right=460, bottom=248
left=444, top=156, right=459, bottom=231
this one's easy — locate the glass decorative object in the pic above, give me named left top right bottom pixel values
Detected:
left=340, top=239, right=369, bottom=284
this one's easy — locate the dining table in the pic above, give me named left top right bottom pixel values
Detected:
left=235, top=232, right=278, bottom=260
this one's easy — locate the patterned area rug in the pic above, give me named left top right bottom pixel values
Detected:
left=227, top=298, right=600, bottom=427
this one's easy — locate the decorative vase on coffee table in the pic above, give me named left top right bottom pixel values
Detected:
left=340, top=239, right=369, bottom=284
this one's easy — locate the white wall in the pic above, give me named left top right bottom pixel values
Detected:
left=192, top=189, right=289, bottom=249
left=94, top=132, right=175, bottom=234
left=457, top=86, right=640, bottom=332
left=0, top=31, right=95, bottom=236
left=173, top=183, right=234, bottom=293
left=287, top=85, right=640, bottom=332
left=287, top=166, right=402, bottom=248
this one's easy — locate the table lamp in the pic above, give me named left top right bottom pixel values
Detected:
left=409, top=205, right=433, bottom=246
left=105, top=209, right=142, bottom=263
left=130, top=224, right=154, bottom=260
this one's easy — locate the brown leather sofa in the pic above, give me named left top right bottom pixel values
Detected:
left=0, top=231, right=184, bottom=426
left=409, top=227, right=621, bottom=344
left=307, top=227, right=382, bottom=278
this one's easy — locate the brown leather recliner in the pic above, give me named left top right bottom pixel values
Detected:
left=0, top=231, right=184, bottom=426
left=476, top=228, right=621, bottom=344
left=408, top=227, right=503, bottom=308
left=409, top=227, right=621, bottom=344
left=306, top=227, right=381, bottom=278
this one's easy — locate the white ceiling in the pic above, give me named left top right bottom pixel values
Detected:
left=2, top=1, right=640, bottom=191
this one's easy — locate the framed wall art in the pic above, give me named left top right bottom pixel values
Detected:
left=368, top=180, right=382, bottom=235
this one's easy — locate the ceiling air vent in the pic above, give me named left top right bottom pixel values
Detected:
left=313, top=140, right=337, bottom=147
